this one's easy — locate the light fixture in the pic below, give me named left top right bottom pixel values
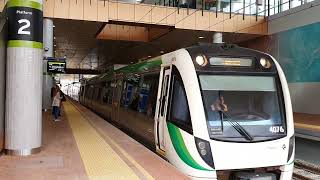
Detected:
left=160, top=51, right=164, bottom=54
left=53, top=25, right=55, bottom=28
left=198, top=36, right=205, bottom=39
left=148, top=55, right=152, bottom=58
left=260, top=58, right=271, bottom=68
left=54, top=44, right=57, bottom=47
left=54, top=37, right=56, bottom=40
left=200, top=149, right=207, bottom=156
left=195, top=55, right=207, bottom=66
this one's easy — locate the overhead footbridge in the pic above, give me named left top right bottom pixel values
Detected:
left=0, top=0, right=267, bottom=42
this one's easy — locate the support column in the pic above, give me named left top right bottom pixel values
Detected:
left=213, top=32, right=223, bottom=43
left=43, top=18, right=53, bottom=111
left=0, top=12, right=7, bottom=155
left=5, top=0, right=43, bottom=156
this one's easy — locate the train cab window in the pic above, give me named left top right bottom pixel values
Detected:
left=199, top=75, right=286, bottom=142
left=168, top=69, right=192, bottom=134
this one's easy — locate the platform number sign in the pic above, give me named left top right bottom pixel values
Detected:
left=18, top=19, right=31, bottom=35
left=8, top=7, right=43, bottom=43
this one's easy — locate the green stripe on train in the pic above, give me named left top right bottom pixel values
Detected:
left=116, top=58, right=162, bottom=74
left=89, top=58, right=162, bottom=82
left=167, top=122, right=213, bottom=171
left=8, top=40, right=43, bottom=49
left=7, top=0, right=42, bottom=11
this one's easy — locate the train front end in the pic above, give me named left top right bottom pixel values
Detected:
left=165, top=44, right=294, bottom=180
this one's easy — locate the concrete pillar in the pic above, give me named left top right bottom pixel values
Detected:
left=213, top=32, right=223, bottom=43
left=42, top=60, right=53, bottom=111
left=43, top=19, right=53, bottom=58
left=0, top=13, right=7, bottom=154
left=43, top=18, right=53, bottom=111
left=216, top=0, right=221, bottom=11
left=5, top=0, right=43, bottom=156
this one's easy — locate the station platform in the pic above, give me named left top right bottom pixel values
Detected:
left=294, top=113, right=320, bottom=141
left=0, top=100, right=187, bottom=180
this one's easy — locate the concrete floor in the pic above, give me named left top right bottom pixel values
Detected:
left=0, top=108, right=88, bottom=180
left=0, top=101, right=187, bottom=180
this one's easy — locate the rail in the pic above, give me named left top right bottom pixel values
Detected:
left=294, top=159, right=320, bottom=180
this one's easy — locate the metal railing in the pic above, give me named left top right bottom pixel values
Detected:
left=135, top=0, right=316, bottom=20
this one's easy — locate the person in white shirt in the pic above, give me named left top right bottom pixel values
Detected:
left=52, top=86, right=62, bottom=121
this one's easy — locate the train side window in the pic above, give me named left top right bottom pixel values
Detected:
left=121, top=74, right=159, bottom=117
left=140, top=74, right=159, bottom=117
left=85, top=85, right=92, bottom=98
left=85, top=86, right=93, bottom=99
left=102, top=81, right=113, bottom=104
left=168, top=68, right=192, bottom=134
left=97, top=88, right=102, bottom=101
left=80, top=87, right=84, bottom=96
left=94, top=87, right=100, bottom=100
left=84, top=86, right=88, bottom=97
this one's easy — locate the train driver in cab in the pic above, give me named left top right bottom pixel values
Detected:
left=211, top=95, right=228, bottom=112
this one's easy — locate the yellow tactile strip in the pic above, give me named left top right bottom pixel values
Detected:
left=70, top=100, right=154, bottom=180
left=64, top=101, right=140, bottom=180
left=295, top=123, right=320, bottom=132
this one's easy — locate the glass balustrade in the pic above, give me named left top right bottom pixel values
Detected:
left=131, top=0, right=315, bottom=17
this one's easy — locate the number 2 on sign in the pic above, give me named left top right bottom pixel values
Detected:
left=269, top=126, right=285, bottom=133
left=18, top=19, right=31, bottom=35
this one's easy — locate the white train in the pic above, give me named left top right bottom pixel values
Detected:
left=79, top=43, right=294, bottom=179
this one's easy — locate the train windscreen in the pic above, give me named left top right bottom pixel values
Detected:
left=199, top=75, right=286, bottom=142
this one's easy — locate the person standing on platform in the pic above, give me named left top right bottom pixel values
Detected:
left=52, top=85, right=62, bottom=122
left=58, top=89, right=66, bottom=117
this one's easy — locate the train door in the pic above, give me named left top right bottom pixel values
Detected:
left=111, top=78, right=122, bottom=124
left=155, top=66, right=171, bottom=155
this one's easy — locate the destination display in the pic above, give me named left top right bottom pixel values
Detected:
left=47, top=61, right=66, bottom=73
left=209, top=57, right=253, bottom=67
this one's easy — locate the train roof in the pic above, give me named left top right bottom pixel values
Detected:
left=84, top=43, right=271, bottom=84
left=185, top=43, right=268, bottom=58
left=85, top=56, right=162, bottom=84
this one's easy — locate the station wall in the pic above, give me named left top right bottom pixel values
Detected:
left=242, top=21, right=320, bottom=114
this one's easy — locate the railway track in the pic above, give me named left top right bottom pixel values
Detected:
left=293, top=159, right=320, bottom=180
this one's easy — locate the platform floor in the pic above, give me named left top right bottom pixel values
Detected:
left=294, top=112, right=320, bottom=141
left=293, top=113, right=320, bottom=165
left=0, top=100, right=187, bottom=180
left=294, top=113, right=320, bottom=131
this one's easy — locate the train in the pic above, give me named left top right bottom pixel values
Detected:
left=79, top=43, right=294, bottom=180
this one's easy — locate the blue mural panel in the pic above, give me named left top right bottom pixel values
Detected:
left=272, top=22, right=320, bottom=83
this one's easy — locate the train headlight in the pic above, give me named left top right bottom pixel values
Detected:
left=198, top=141, right=206, bottom=149
left=195, top=55, right=207, bottom=66
left=195, top=137, right=214, bottom=168
left=200, top=149, right=207, bottom=156
left=260, top=58, right=271, bottom=68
